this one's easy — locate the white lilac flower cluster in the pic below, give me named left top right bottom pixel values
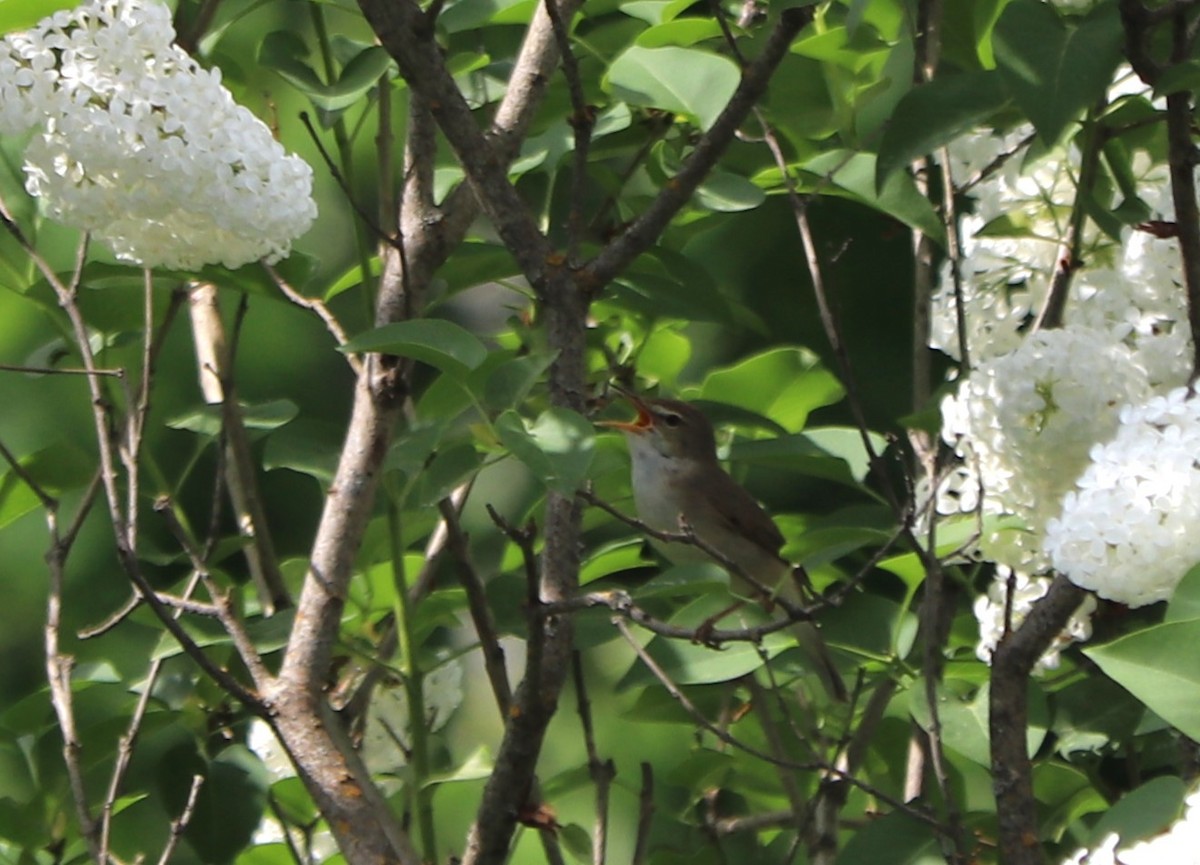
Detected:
left=1063, top=784, right=1200, bottom=865
left=930, top=126, right=1075, bottom=363
left=974, top=566, right=1096, bottom=673
left=937, top=68, right=1200, bottom=648
left=1045, top=388, right=1200, bottom=607
left=940, top=326, right=1151, bottom=572
left=0, top=0, right=316, bottom=269
left=1069, top=164, right=1192, bottom=390
left=933, top=116, right=1190, bottom=381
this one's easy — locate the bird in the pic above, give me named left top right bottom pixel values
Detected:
left=599, top=389, right=848, bottom=701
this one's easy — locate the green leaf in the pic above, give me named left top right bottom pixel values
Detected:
left=152, top=610, right=295, bottom=661
left=560, top=824, right=592, bottom=861
left=632, top=563, right=730, bottom=599
left=837, top=812, right=944, bottom=865
left=619, top=596, right=795, bottom=686
left=993, top=0, right=1123, bottom=146
left=635, top=326, right=692, bottom=387
left=0, top=443, right=93, bottom=530
left=259, top=33, right=392, bottom=112
left=1034, top=762, right=1110, bottom=842
left=320, top=46, right=394, bottom=111
left=439, top=0, right=533, bottom=33
left=1165, top=563, right=1200, bottom=623
left=1088, top=776, right=1187, bottom=847
left=481, top=352, right=557, bottom=411
left=604, top=248, right=735, bottom=323
left=512, top=104, right=633, bottom=176
left=425, top=745, right=494, bottom=786
left=410, top=442, right=483, bottom=506
left=1154, top=59, right=1200, bottom=98
left=791, top=25, right=889, bottom=72
left=730, top=426, right=888, bottom=489
left=634, top=19, right=723, bottom=48
left=878, top=514, right=1019, bottom=590
left=876, top=70, right=1011, bottom=190
left=1053, top=675, right=1146, bottom=756
left=258, top=31, right=325, bottom=97
left=184, top=745, right=270, bottom=863
left=166, top=399, right=298, bottom=438
left=781, top=525, right=891, bottom=570
left=262, top=419, right=343, bottom=484
left=340, top=319, right=489, bottom=376
left=699, top=347, right=844, bottom=433
left=796, top=150, right=945, bottom=242
left=324, top=257, right=383, bottom=301
left=1086, top=620, right=1200, bottom=740
left=0, top=741, right=34, bottom=804
left=0, top=0, right=78, bottom=32
left=580, top=538, right=652, bottom=586
left=430, top=242, right=521, bottom=297
left=236, top=845, right=296, bottom=865
left=764, top=55, right=839, bottom=143
left=265, top=777, right=316, bottom=825
left=496, top=408, right=595, bottom=494
left=604, top=45, right=739, bottom=131
left=618, top=0, right=700, bottom=26
left=694, top=170, right=767, bottom=212
left=909, top=680, right=1047, bottom=767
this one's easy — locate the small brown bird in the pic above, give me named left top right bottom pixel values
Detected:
left=600, top=390, right=847, bottom=701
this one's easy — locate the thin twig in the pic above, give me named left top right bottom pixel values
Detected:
left=542, top=589, right=796, bottom=643
left=631, top=763, right=654, bottom=865
left=299, top=111, right=404, bottom=252
left=572, top=652, right=614, bottom=865
left=542, top=0, right=593, bottom=263
left=155, top=496, right=273, bottom=688
left=0, top=362, right=125, bottom=377
left=262, top=263, right=363, bottom=375
left=443, top=499, right=513, bottom=715
left=157, top=774, right=205, bottom=865
left=612, top=618, right=949, bottom=835
left=45, top=510, right=101, bottom=862
left=187, top=282, right=291, bottom=613
left=101, top=571, right=205, bottom=862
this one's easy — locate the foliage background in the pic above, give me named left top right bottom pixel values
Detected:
left=2, top=0, right=1198, bottom=864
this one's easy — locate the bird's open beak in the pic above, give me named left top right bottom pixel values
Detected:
left=596, top=388, right=654, bottom=433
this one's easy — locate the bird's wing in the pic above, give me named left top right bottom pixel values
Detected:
left=699, top=468, right=787, bottom=559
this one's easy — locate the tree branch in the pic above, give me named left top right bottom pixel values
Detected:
left=989, top=574, right=1088, bottom=865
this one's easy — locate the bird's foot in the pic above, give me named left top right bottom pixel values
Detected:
left=691, top=600, right=746, bottom=647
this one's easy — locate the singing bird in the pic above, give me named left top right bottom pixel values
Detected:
left=600, top=391, right=847, bottom=701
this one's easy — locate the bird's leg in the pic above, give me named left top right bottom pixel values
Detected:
left=789, top=564, right=819, bottom=604
left=693, top=599, right=748, bottom=647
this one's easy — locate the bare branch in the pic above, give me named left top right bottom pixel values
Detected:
left=357, top=0, right=556, bottom=288
left=572, top=652, right=615, bottom=865
left=263, top=263, right=362, bottom=374
left=187, top=282, right=291, bottom=613
left=101, top=571, right=205, bottom=863
left=45, top=511, right=101, bottom=862
left=0, top=362, right=124, bottom=377
left=442, top=498, right=513, bottom=715
left=990, top=574, right=1089, bottom=865
left=632, top=763, right=655, bottom=865
left=542, top=0, right=593, bottom=263
left=154, top=496, right=273, bottom=687
left=157, top=774, right=205, bottom=865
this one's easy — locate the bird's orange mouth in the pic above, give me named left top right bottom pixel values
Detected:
left=596, top=391, right=653, bottom=433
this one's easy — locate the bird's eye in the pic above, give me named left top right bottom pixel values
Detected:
left=662, top=413, right=683, bottom=427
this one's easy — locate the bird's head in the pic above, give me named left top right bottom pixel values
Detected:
left=598, top=390, right=718, bottom=463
